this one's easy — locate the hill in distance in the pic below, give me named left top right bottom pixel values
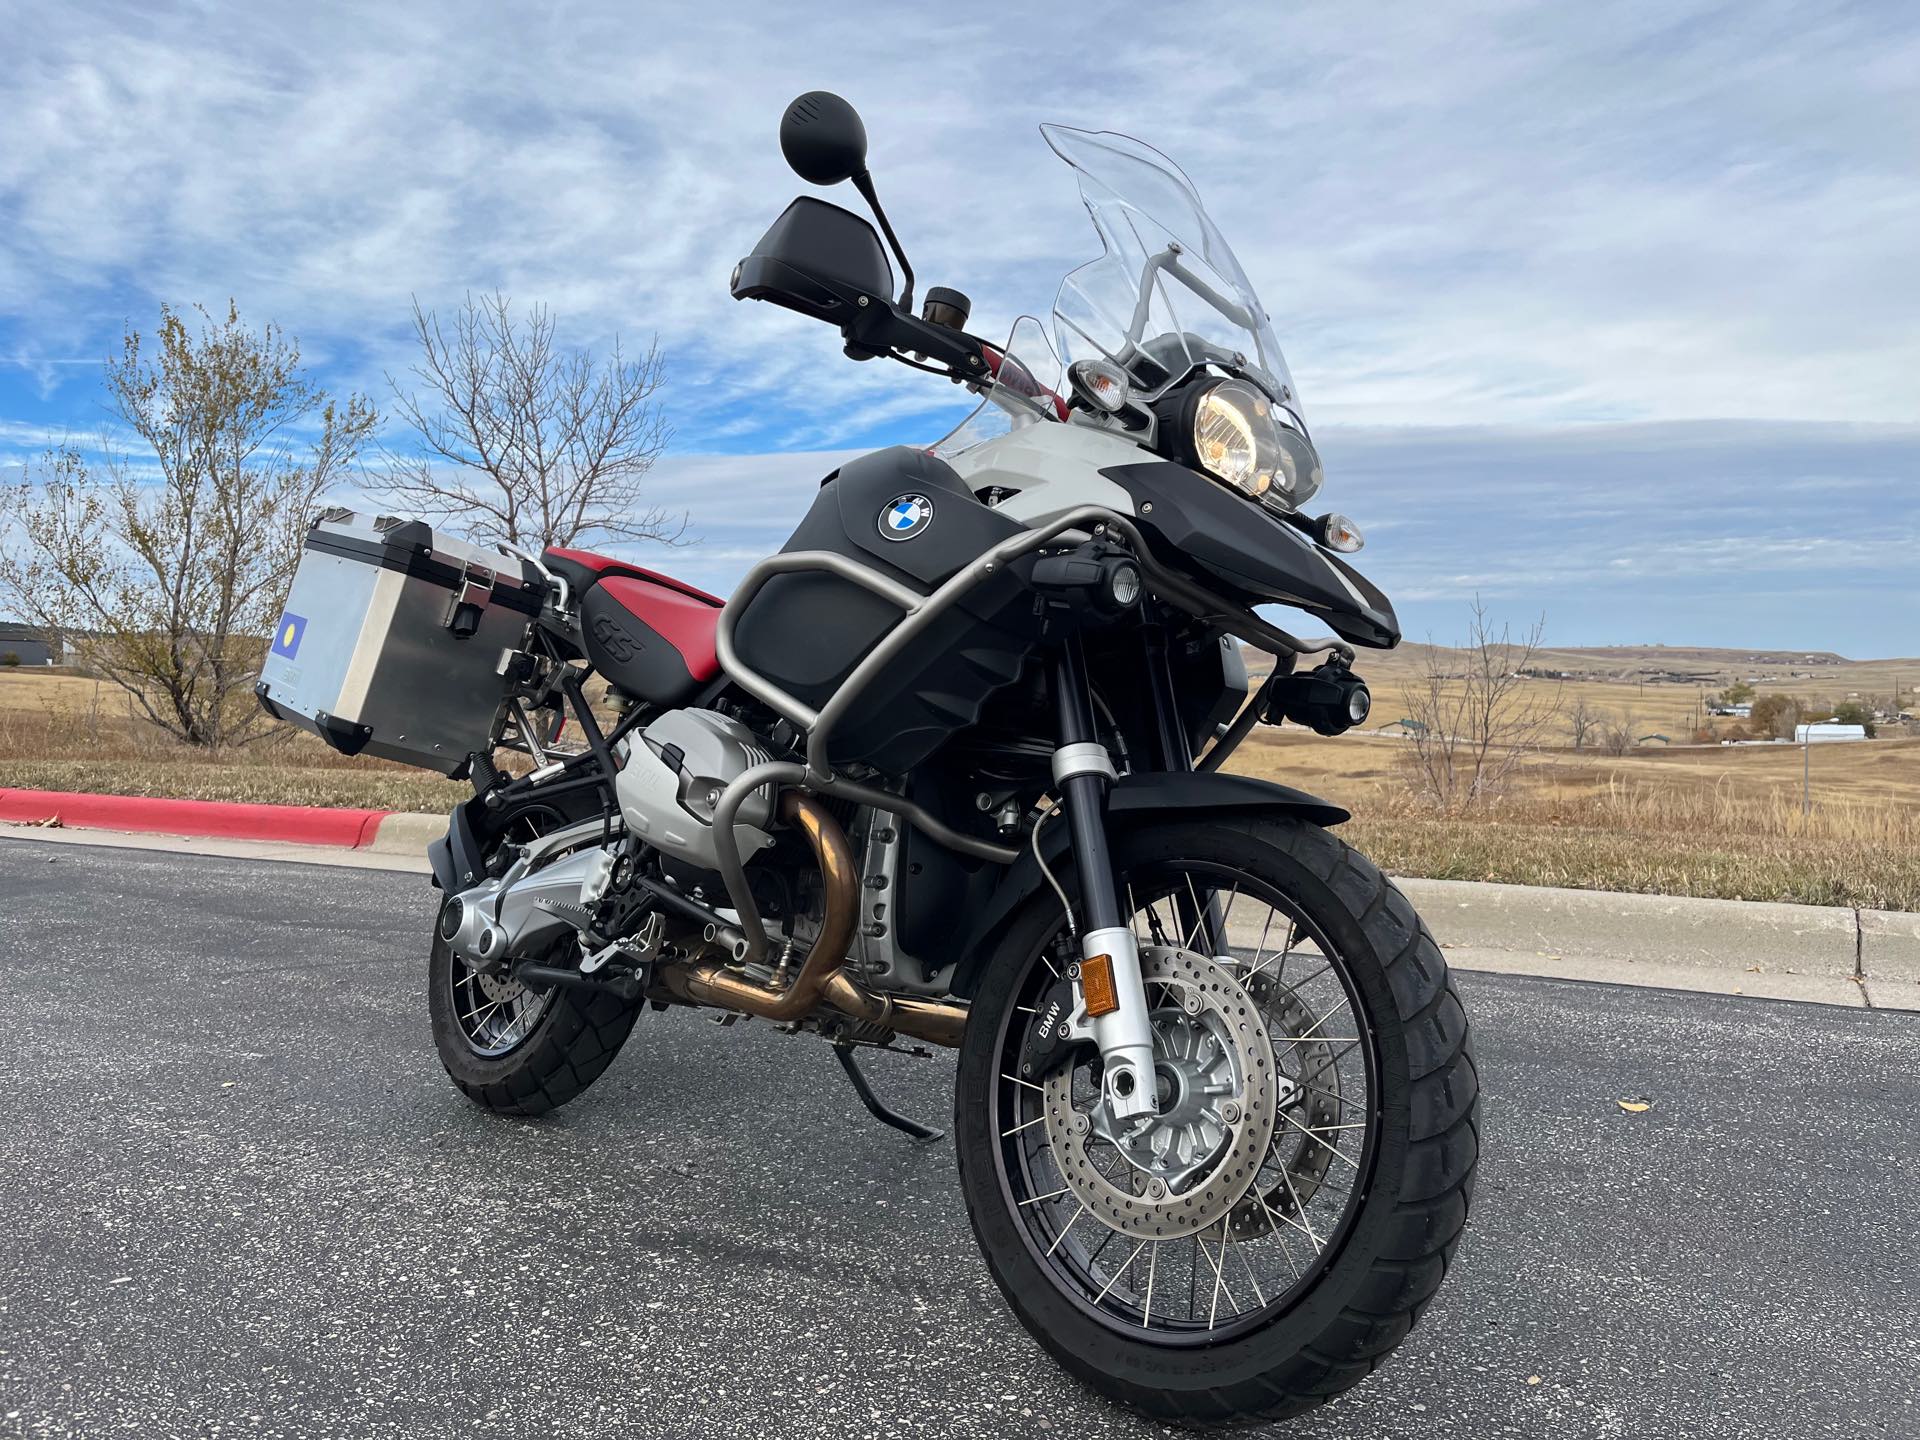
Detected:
left=1246, top=641, right=1920, bottom=699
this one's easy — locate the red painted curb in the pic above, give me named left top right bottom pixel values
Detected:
left=0, top=788, right=391, bottom=848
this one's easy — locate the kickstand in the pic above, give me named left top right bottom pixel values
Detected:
left=832, top=1044, right=946, bottom=1142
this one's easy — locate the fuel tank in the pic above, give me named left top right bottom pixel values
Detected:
left=729, top=446, right=1045, bottom=775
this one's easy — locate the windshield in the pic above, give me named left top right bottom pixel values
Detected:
left=1043, top=125, right=1300, bottom=419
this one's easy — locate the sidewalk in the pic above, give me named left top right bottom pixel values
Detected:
left=4, top=800, right=1916, bottom=1012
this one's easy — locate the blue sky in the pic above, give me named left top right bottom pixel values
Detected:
left=2, top=2, right=1915, bottom=654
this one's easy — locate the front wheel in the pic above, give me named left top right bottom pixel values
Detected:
left=954, top=816, right=1478, bottom=1428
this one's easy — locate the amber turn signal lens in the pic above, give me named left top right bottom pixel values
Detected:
left=1080, top=953, right=1119, bottom=1017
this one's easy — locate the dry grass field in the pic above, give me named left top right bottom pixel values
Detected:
left=1227, top=642, right=1920, bottom=908
left=0, top=669, right=466, bottom=812
left=5, top=644, right=1919, bottom=908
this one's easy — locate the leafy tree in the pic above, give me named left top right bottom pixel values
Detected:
left=1747, top=693, right=1800, bottom=739
left=1720, top=680, right=1755, bottom=705
left=0, top=303, right=376, bottom=746
left=1832, top=701, right=1877, bottom=737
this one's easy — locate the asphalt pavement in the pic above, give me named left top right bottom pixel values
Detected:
left=0, top=837, right=1915, bottom=1439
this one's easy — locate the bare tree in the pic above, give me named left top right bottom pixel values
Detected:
left=1598, top=714, right=1638, bottom=756
left=1400, top=598, right=1560, bottom=812
left=375, top=293, right=681, bottom=550
left=0, top=303, right=376, bottom=746
left=1566, top=695, right=1599, bottom=751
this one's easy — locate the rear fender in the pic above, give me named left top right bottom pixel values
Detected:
left=427, top=798, right=488, bottom=893
left=948, top=771, right=1348, bottom=997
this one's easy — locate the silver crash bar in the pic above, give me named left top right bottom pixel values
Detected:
left=710, top=503, right=1341, bottom=962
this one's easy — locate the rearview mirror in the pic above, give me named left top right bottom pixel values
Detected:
left=780, top=91, right=869, bottom=186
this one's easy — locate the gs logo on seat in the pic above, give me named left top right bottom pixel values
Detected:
left=878, top=493, right=933, bottom=542
left=590, top=615, right=641, bottom=662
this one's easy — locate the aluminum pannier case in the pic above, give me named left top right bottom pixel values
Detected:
left=255, top=510, right=546, bottom=774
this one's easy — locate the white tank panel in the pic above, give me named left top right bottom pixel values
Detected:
left=948, top=421, right=1149, bottom=529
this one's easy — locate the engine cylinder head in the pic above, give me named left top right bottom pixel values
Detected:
left=615, top=709, right=778, bottom=871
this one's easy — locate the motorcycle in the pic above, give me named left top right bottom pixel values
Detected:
left=293, top=91, right=1479, bottom=1428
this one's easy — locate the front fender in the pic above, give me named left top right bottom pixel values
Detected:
left=948, top=771, right=1348, bottom=997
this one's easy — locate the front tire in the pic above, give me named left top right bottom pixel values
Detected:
left=954, top=816, right=1478, bottom=1428
left=427, top=906, right=642, bottom=1117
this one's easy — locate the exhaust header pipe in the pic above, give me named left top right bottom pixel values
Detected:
left=657, top=790, right=966, bottom=1047
left=662, top=791, right=858, bottom=1023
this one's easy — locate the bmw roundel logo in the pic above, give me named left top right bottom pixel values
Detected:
left=879, top=492, right=934, bottom=541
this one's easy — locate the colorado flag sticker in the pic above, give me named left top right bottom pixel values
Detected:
left=272, top=613, right=307, bottom=660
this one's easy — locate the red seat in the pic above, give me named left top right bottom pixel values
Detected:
left=548, top=546, right=723, bottom=702
left=598, top=575, right=722, bottom=684
left=543, top=546, right=724, bottom=607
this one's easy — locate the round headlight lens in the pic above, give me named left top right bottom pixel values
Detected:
left=1190, top=378, right=1281, bottom=500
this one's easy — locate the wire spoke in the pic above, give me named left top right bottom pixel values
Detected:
left=1095, top=1240, right=1147, bottom=1305
left=1253, top=1185, right=1307, bottom=1275
left=1046, top=1202, right=1089, bottom=1258
left=1277, top=1110, right=1360, bottom=1169
left=1018, top=1186, right=1071, bottom=1208
left=1275, top=1160, right=1327, bottom=1252
left=1231, top=1233, right=1267, bottom=1308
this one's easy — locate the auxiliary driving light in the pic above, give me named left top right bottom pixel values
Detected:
left=1261, top=659, right=1373, bottom=736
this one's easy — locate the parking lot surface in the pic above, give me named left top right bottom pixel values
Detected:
left=1, top=838, right=1915, bottom=1438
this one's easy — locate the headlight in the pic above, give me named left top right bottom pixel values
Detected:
left=1186, top=378, right=1324, bottom=511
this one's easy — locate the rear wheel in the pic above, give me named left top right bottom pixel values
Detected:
left=427, top=905, right=642, bottom=1117
left=954, top=816, right=1477, bottom=1428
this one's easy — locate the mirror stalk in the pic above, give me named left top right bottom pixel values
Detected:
left=852, top=170, right=915, bottom=315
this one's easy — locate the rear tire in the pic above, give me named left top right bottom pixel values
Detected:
left=953, top=816, right=1478, bottom=1428
left=427, top=907, right=642, bottom=1117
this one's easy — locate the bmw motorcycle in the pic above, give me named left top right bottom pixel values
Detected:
left=420, top=93, right=1478, bottom=1428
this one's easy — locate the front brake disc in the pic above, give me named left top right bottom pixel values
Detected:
left=1042, top=946, right=1279, bottom=1240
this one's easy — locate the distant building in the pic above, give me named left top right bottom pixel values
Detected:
left=0, top=623, right=57, bottom=667
left=1795, top=723, right=1868, bottom=743
left=1708, top=702, right=1752, bottom=718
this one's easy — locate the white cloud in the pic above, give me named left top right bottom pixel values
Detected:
left=0, top=1, right=1915, bottom=437
left=4, top=4, right=1916, bottom=653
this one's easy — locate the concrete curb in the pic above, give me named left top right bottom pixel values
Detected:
left=4, top=795, right=1917, bottom=1012
left=0, top=786, right=389, bottom=848
left=368, top=812, right=449, bottom=855
left=1397, top=877, right=1914, bottom=1011
left=1858, top=908, right=1920, bottom=1009
left=1396, top=878, right=1857, bottom=976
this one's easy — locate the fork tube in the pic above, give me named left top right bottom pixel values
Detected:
left=1052, top=636, right=1158, bottom=1120
left=1052, top=638, right=1122, bottom=935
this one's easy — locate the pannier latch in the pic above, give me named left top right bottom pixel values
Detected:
left=444, top=561, right=497, bottom=638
